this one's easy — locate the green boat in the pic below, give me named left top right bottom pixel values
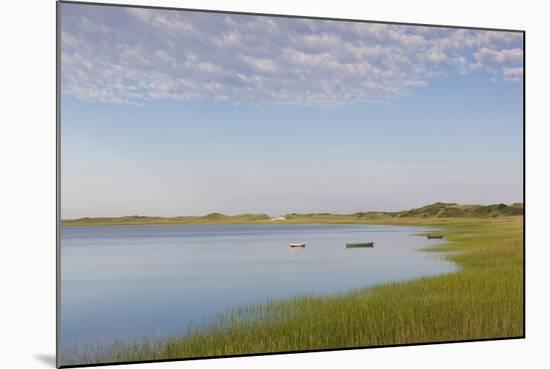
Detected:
left=346, top=242, right=374, bottom=248
left=427, top=234, right=444, bottom=239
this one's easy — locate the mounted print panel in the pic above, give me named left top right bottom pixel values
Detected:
left=57, top=1, right=524, bottom=367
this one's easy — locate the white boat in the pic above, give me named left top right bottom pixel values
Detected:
left=289, top=243, right=306, bottom=248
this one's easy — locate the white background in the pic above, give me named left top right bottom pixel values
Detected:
left=0, top=0, right=548, bottom=368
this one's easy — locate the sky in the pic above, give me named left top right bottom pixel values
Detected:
left=60, top=3, right=524, bottom=218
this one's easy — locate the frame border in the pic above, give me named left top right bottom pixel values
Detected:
left=56, top=1, right=61, bottom=367
left=55, top=1, right=526, bottom=367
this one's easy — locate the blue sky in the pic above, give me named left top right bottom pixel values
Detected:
left=60, top=3, right=523, bottom=218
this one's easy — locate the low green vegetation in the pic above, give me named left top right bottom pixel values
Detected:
left=62, top=202, right=523, bottom=226
left=61, top=212, right=271, bottom=226
left=64, top=215, right=524, bottom=365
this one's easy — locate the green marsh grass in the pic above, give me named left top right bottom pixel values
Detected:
left=64, top=216, right=523, bottom=365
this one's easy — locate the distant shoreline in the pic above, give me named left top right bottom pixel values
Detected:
left=61, top=202, right=523, bottom=226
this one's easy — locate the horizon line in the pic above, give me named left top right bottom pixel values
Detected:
left=61, top=201, right=524, bottom=221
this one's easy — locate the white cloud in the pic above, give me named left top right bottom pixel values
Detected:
left=502, top=67, right=523, bottom=81
left=60, top=4, right=524, bottom=107
left=426, top=49, right=448, bottom=64
left=435, top=29, right=522, bottom=51
left=474, top=47, right=523, bottom=66
left=196, top=62, right=222, bottom=74
left=216, top=30, right=242, bottom=46
left=241, top=55, right=279, bottom=73
left=128, top=7, right=194, bottom=34
left=61, top=31, right=78, bottom=48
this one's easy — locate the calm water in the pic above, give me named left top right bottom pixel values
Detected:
left=60, top=224, right=457, bottom=355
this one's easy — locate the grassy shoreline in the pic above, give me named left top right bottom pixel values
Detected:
left=64, top=216, right=523, bottom=365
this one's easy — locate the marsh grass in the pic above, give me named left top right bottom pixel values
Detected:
left=63, top=216, right=523, bottom=365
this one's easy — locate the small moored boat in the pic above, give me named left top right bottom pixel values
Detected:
left=427, top=234, right=444, bottom=239
left=346, top=242, right=374, bottom=248
left=289, top=243, right=306, bottom=248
